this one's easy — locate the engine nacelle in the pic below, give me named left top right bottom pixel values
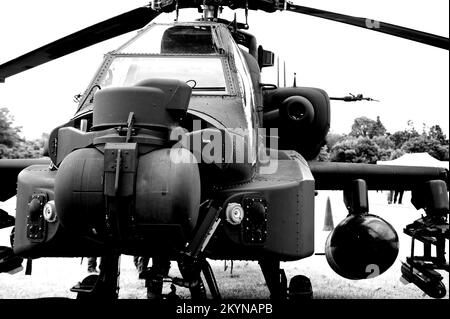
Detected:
left=263, top=87, right=330, bottom=160
left=325, top=214, right=399, bottom=280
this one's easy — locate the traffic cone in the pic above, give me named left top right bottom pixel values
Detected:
left=323, top=196, right=334, bottom=231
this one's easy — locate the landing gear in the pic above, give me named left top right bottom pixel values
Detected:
left=175, top=200, right=222, bottom=300
left=71, top=255, right=121, bottom=300
left=142, top=257, right=172, bottom=300
left=138, top=258, right=220, bottom=300
left=0, top=227, right=23, bottom=274
left=288, top=275, right=313, bottom=300
left=139, top=201, right=223, bottom=300
left=141, top=256, right=221, bottom=300
left=259, top=259, right=287, bottom=300
left=0, top=246, right=23, bottom=274
left=177, top=257, right=207, bottom=300
left=259, top=259, right=313, bottom=300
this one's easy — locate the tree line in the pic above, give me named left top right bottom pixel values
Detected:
left=319, top=116, right=449, bottom=163
left=0, top=107, right=46, bottom=159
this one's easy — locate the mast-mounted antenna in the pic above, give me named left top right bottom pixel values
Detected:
left=277, top=57, right=280, bottom=87
left=175, top=0, right=179, bottom=21
left=244, top=0, right=249, bottom=28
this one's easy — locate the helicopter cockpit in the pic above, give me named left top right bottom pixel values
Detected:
left=93, top=23, right=231, bottom=96
left=76, top=21, right=257, bottom=136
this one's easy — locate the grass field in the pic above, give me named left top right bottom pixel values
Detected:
left=0, top=191, right=448, bottom=299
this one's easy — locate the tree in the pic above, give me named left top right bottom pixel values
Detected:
left=328, top=117, right=448, bottom=164
left=330, top=137, right=381, bottom=164
left=0, top=107, right=22, bottom=148
left=0, top=107, right=44, bottom=159
left=372, top=135, right=394, bottom=150
left=317, top=145, right=330, bottom=162
left=371, top=136, right=394, bottom=161
left=3, top=139, right=45, bottom=159
left=372, top=116, right=387, bottom=137
left=428, top=125, right=448, bottom=145
left=350, top=116, right=386, bottom=139
left=326, top=132, right=346, bottom=150
left=390, top=149, right=405, bottom=160
left=401, top=136, right=449, bottom=161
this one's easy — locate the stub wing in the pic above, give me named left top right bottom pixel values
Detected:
left=309, top=161, right=448, bottom=191
left=0, top=158, right=51, bottom=201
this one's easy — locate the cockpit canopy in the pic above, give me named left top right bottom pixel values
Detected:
left=118, top=24, right=220, bottom=55
left=160, top=25, right=216, bottom=54
left=77, top=22, right=255, bottom=135
left=98, top=56, right=227, bottom=93
left=89, top=23, right=230, bottom=98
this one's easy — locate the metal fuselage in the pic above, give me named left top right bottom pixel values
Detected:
left=1, top=3, right=448, bottom=298
left=11, top=21, right=316, bottom=262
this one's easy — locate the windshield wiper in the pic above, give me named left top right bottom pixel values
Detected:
left=192, top=86, right=226, bottom=91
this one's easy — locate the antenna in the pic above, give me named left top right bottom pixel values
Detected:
left=231, top=13, right=238, bottom=32
left=283, top=61, right=286, bottom=87
left=174, top=0, right=179, bottom=21
left=293, top=72, right=297, bottom=87
left=277, top=57, right=280, bottom=87
left=244, top=0, right=249, bottom=28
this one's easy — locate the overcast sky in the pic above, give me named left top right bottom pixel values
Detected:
left=0, top=0, right=448, bottom=139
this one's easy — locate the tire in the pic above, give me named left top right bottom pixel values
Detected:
left=288, top=275, right=313, bottom=300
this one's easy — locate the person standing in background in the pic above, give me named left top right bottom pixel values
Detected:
left=87, top=257, right=99, bottom=273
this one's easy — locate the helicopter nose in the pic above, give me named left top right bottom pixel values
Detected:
left=325, top=213, right=399, bottom=280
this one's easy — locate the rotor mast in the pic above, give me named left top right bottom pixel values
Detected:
left=202, top=3, right=222, bottom=20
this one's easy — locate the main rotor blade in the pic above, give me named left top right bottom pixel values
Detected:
left=285, top=3, right=449, bottom=50
left=0, top=6, right=160, bottom=82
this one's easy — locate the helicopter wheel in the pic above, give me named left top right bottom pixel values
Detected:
left=259, top=259, right=288, bottom=300
left=178, top=257, right=207, bottom=300
left=144, top=257, right=171, bottom=300
left=72, top=255, right=121, bottom=300
left=288, top=275, right=313, bottom=300
left=75, top=274, right=101, bottom=300
left=189, top=279, right=207, bottom=300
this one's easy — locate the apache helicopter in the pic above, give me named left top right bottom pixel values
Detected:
left=0, top=0, right=449, bottom=300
